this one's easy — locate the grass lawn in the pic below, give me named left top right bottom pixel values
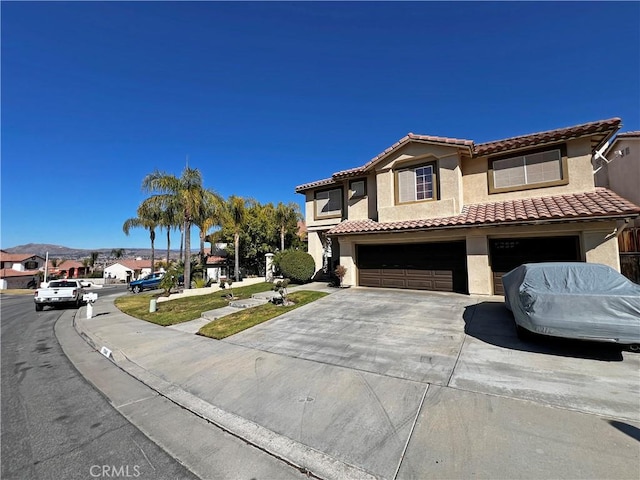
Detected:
left=198, top=290, right=328, bottom=339
left=114, top=282, right=275, bottom=326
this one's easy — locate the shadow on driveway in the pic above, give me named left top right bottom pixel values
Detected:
left=607, top=420, right=640, bottom=442
left=463, top=301, right=624, bottom=362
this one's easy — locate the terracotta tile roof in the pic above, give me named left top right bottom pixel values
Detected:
left=205, top=255, right=227, bottom=265
left=106, top=259, right=153, bottom=270
left=0, top=268, right=40, bottom=278
left=0, top=252, right=41, bottom=262
left=327, top=188, right=640, bottom=235
left=615, top=131, right=640, bottom=138
left=332, top=133, right=474, bottom=180
left=295, top=177, right=337, bottom=193
left=296, top=118, right=621, bottom=192
left=51, top=259, right=84, bottom=269
left=474, top=118, right=621, bottom=156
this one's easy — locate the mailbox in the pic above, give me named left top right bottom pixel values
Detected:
left=83, top=292, right=98, bottom=303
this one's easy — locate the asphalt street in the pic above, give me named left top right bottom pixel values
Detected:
left=0, top=292, right=198, bottom=480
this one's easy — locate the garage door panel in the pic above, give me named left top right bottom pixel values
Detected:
left=360, top=269, right=454, bottom=292
left=359, top=269, right=383, bottom=287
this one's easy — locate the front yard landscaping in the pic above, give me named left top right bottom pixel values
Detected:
left=114, top=282, right=275, bottom=326
left=114, top=282, right=329, bottom=338
left=198, top=290, right=328, bottom=339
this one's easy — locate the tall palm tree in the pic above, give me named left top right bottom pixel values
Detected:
left=142, top=166, right=206, bottom=289
left=157, top=198, right=181, bottom=267
left=226, top=195, right=246, bottom=282
left=89, top=251, right=100, bottom=273
left=274, top=202, right=302, bottom=251
left=195, top=189, right=224, bottom=266
left=81, top=258, right=91, bottom=277
left=123, top=201, right=162, bottom=274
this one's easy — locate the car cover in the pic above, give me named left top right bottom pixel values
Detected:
left=502, top=263, right=640, bottom=344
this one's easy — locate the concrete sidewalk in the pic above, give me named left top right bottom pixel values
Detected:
left=66, top=286, right=640, bottom=480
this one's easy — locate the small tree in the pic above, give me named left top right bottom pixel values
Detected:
left=335, top=265, right=347, bottom=287
left=159, top=264, right=183, bottom=295
left=271, top=279, right=291, bottom=306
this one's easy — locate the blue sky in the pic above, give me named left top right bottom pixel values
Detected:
left=2, top=1, right=639, bottom=251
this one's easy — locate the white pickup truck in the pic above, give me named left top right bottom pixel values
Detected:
left=34, top=280, right=86, bottom=311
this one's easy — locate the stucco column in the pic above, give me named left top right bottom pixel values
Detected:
left=338, top=239, right=356, bottom=287
left=582, top=224, right=621, bottom=271
left=265, top=253, right=275, bottom=282
left=466, top=233, right=492, bottom=295
left=308, top=231, right=325, bottom=274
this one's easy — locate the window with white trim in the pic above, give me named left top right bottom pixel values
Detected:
left=492, top=149, right=562, bottom=189
left=315, top=188, right=342, bottom=218
left=397, top=163, right=436, bottom=203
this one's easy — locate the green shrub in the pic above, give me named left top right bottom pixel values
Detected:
left=278, top=250, right=315, bottom=284
left=193, top=277, right=208, bottom=288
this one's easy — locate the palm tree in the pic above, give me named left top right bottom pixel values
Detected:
left=274, top=202, right=302, bottom=251
left=123, top=201, right=162, bottom=274
left=142, top=166, right=206, bottom=289
left=89, top=251, right=100, bottom=273
left=81, top=258, right=91, bottom=277
left=194, top=190, right=224, bottom=267
left=225, top=195, right=246, bottom=282
left=157, top=198, right=181, bottom=267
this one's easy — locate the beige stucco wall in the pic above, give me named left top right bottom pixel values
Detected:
left=347, top=195, right=368, bottom=220
left=307, top=230, right=326, bottom=274
left=595, top=137, right=640, bottom=227
left=462, top=137, right=596, bottom=205
left=466, top=233, right=491, bottom=295
left=582, top=226, right=621, bottom=270
left=338, top=241, right=356, bottom=286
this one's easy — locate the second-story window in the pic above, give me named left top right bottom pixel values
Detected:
left=315, top=188, right=342, bottom=218
left=490, top=148, right=565, bottom=192
left=397, top=162, right=437, bottom=203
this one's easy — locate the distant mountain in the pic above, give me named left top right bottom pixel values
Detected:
left=2, top=243, right=179, bottom=262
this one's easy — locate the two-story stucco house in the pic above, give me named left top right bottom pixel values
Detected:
left=0, top=250, right=45, bottom=289
left=296, top=118, right=640, bottom=296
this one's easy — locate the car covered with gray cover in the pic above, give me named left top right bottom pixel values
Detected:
left=502, top=262, right=640, bottom=348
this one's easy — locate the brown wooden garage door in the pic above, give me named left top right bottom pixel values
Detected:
left=490, top=236, right=580, bottom=295
left=357, top=242, right=467, bottom=293
left=359, top=269, right=454, bottom=291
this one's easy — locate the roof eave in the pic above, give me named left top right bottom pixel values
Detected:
left=328, top=212, right=639, bottom=236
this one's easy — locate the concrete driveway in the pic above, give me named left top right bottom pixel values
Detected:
left=76, top=287, right=640, bottom=479
left=226, top=288, right=640, bottom=422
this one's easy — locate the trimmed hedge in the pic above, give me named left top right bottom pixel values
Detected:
left=277, top=250, right=315, bottom=284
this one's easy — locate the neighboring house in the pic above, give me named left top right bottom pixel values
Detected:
left=0, top=250, right=45, bottom=289
left=296, top=118, right=640, bottom=296
left=47, top=259, right=89, bottom=279
left=595, top=131, right=640, bottom=281
left=205, top=244, right=229, bottom=282
left=104, top=259, right=157, bottom=283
